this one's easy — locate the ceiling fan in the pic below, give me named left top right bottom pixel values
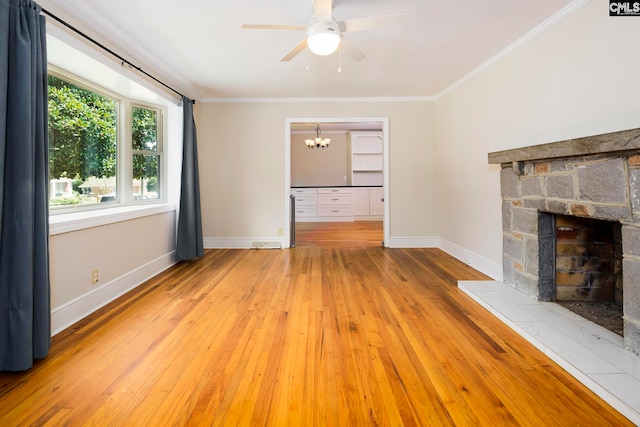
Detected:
left=241, top=0, right=406, bottom=62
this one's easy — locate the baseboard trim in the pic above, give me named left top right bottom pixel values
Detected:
left=438, top=239, right=503, bottom=281
left=51, top=251, right=177, bottom=335
left=204, top=237, right=287, bottom=249
left=385, top=236, right=440, bottom=248
left=202, top=235, right=502, bottom=279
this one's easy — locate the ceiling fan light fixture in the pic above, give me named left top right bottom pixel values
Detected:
left=307, top=21, right=341, bottom=56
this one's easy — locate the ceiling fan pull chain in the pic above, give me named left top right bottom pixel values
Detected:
left=338, top=44, right=342, bottom=73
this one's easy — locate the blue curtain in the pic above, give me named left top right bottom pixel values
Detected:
left=176, top=96, right=204, bottom=261
left=0, top=0, right=51, bottom=371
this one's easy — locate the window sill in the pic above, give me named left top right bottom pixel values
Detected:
left=49, top=203, right=177, bottom=235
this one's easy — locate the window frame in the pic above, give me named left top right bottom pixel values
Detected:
left=128, top=102, right=165, bottom=204
left=47, top=65, right=167, bottom=214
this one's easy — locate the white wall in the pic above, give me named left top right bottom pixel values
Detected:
left=436, top=0, right=640, bottom=277
left=50, top=212, right=176, bottom=333
left=291, top=131, right=348, bottom=187
left=195, top=101, right=437, bottom=247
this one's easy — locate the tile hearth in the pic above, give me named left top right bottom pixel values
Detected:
left=459, top=280, right=640, bottom=425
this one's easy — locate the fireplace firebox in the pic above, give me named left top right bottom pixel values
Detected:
left=541, top=213, right=624, bottom=335
left=553, top=214, right=622, bottom=304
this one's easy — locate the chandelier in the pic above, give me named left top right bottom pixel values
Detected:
left=305, top=123, right=331, bottom=149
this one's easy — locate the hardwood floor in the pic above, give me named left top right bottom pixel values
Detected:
left=294, top=221, right=383, bottom=247
left=0, top=223, right=632, bottom=426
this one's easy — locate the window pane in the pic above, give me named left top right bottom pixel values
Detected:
left=132, top=106, right=157, bottom=151
left=48, top=75, right=117, bottom=207
left=133, top=155, right=160, bottom=200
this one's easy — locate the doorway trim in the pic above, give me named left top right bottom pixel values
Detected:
left=284, top=117, right=390, bottom=248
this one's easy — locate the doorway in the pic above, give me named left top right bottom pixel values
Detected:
left=285, top=118, right=389, bottom=248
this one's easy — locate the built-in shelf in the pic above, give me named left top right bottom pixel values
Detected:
left=348, top=131, right=383, bottom=186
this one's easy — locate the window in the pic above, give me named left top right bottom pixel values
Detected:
left=132, top=105, right=161, bottom=201
left=48, top=74, right=118, bottom=207
left=47, top=69, right=165, bottom=211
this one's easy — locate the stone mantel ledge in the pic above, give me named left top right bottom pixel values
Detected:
left=488, top=128, right=640, bottom=164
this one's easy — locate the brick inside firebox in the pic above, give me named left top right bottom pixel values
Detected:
left=555, top=214, right=623, bottom=304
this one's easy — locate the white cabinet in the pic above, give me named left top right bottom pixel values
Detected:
left=290, top=187, right=354, bottom=221
left=290, top=188, right=317, bottom=218
left=291, top=187, right=381, bottom=221
left=369, top=188, right=384, bottom=216
left=290, top=188, right=317, bottom=206
left=293, top=206, right=317, bottom=217
left=317, top=188, right=352, bottom=218
left=348, top=132, right=383, bottom=186
left=352, top=187, right=384, bottom=219
left=352, top=189, right=370, bottom=216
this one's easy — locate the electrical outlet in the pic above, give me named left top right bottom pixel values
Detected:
left=277, top=227, right=284, bottom=236
left=91, top=270, right=99, bottom=284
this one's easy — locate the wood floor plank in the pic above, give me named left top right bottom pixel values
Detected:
left=0, top=222, right=633, bottom=426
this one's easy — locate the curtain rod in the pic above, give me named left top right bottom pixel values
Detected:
left=41, top=8, right=193, bottom=104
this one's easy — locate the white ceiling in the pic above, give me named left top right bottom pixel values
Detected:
left=43, top=0, right=576, bottom=100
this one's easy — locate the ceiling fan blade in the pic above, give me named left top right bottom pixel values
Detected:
left=338, top=14, right=407, bottom=33
left=281, top=38, right=308, bottom=62
left=313, top=0, right=333, bottom=20
left=241, top=24, right=307, bottom=31
left=340, top=37, right=366, bottom=62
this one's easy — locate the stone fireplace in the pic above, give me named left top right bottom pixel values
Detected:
left=488, top=128, right=640, bottom=355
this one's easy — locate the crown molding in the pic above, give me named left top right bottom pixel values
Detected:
left=436, top=0, right=591, bottom=99
left=198, top=96, right=436, bottom=104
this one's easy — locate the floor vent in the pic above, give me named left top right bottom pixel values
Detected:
left=251, top=241, right=282, bottom=249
